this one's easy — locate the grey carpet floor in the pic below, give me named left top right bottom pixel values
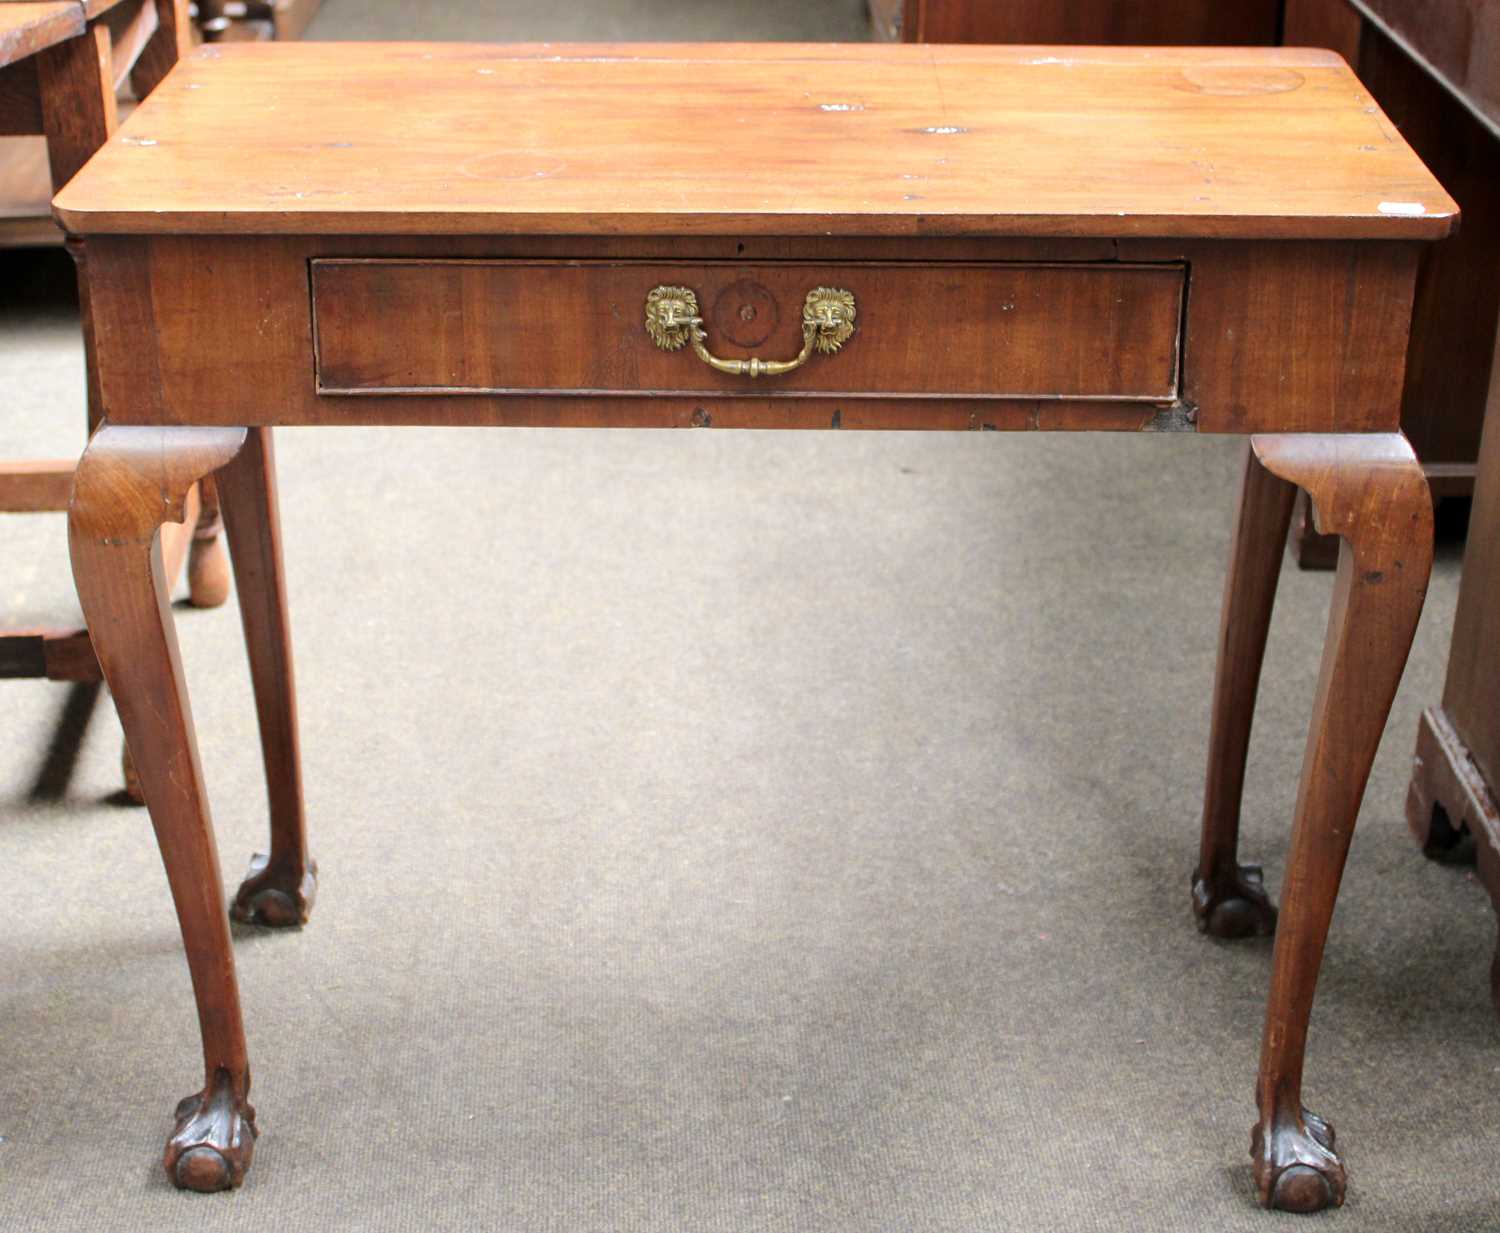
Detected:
left=3, top=2, right=1498, bottom=1230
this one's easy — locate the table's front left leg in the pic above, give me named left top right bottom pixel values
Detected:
left=69, top=423, right=259, bottom=1192
left=1246, top=433, right=1432, bottom=1213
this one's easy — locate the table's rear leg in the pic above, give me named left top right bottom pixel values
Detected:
left=69, top=423, right=259, bottom=1192
left=1246, top=433, right=1432, bottom=1212
left=188, top=475, right=232, bottom=609
left=1194, top=443, right=1296, bottom=937
left=216, top=428, right=318, bottom=928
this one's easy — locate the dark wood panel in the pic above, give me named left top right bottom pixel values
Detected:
left=1283, top=0, right=1363, bottom=64
left=908, top=0, right=1281, bottom=45
left=1283, top=0, right=1497, bottom=476
left=1441, top=333, right=1500, bottom=788
left=1360, top=0, right=1500, bottom=129
left=1356, top=18, right=1500, bottom=464
left=1405, top=319, right=1500, bottom=1018
left=1128, top=239, right=1419, bottom=435
left=311, top=259, right=1185, bottom=401
left=80, top=234, right=1418, bottom=434
left=0, top=58, right=42, bottom=135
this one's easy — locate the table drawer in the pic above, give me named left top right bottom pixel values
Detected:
left=310, top=259, right=1184, bottom=401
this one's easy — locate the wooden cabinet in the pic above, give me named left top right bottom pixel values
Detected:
left=1407, top=325, right=1500, bottom=1017
left=882, top=0, right=1281, bottom=44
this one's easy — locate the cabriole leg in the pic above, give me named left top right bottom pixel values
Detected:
left=217, top=428, right=317, bottom=928
left=1246, top=433, right=1433, bottom=1212
left=1194, top=442, right=1296, bottom=938
left=69, top=424, right=258, bottom=1191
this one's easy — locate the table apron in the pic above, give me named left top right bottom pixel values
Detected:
left=78, top=234, right=1421, bottom=434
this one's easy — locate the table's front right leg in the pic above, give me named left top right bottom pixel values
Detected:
left=69, top=423, right=258, bottom=1192
left=1246, top=433, right=1433, bottom=1213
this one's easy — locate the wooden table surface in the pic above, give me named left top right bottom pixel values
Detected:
left=52, top=41, right=1458, bottom=238
left=0, top=2, right=82, bottom=66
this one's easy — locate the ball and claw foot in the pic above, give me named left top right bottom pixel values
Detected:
left=1191, top=863, right=1278, bottom=938
left=231, top=851, right=318, bottom=927
left=1252, top=1108, right=1345, bottom=1212
left=164, top=1070, right=257, bottom=1192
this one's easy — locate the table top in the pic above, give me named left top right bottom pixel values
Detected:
left=52, top=41, right=1458, bottom=240
left=0, top=2, right=82, bottom=68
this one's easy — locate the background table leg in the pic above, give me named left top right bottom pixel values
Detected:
left=1193, top=441, right=1296, bottom=938
left=188, top=475, right=233, bottom=609
left=218, top=427, right=318, bottom=928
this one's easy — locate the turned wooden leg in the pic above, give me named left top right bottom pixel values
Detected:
left=69, top=424, right=258, bottom=1192
left=1194, top=443, right=1296, bottom=938
left=188, top=476, right=232, bottom=609
left=1246, top=434, right=1433, bottom=1212
left=217, top=429, right=317, bottom=928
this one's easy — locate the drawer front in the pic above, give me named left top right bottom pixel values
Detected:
left=311, top=259, right=1184, bottom=401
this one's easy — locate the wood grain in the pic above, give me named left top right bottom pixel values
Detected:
left=1192, top=444, right=1296, bottom=939
left=52, top=42, right=1458, bottom=240
left=0, top=457, right=75, bottom=510
left=1284, top=0, right=1364, bottom=67
left=129, top=0, right=187, bottom=98
left=0, top=56, right=42, bottom=133
left=1357, top=0, right=1500, bottom=131
left=1407, top=318, right=1500, bottom=975
left=1356, top=22, right=1500, bottom=468
left=78, top=233, right=1420, bottom=434
left=907, top=0, right=1281, bottom=45
left=0, top=3, right=82, bottom=69
left=35, top=18, right=113, bottom=186
left=54, top=34, right=1457, bottom=1206
left=1437, top=360, right=1500, bottom=791
left=68, top=423, right=257, bottom=1192
left=1247, top=431, right=1433, bottom=1211
left=217, top=428, right=317, bottom=929
left=310, top=259, right=1185, bottom=401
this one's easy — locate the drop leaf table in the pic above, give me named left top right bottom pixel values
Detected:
left=51, top=41, right=1456, bottom=1210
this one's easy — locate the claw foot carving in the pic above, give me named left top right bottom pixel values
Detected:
left=1251, top=1109, right=1345, bottom=1212
left=165, top=1069, right=257, bottom=1192
left=231, top=852, right=318, bottom=927
left=1191, top=863, right=1278, bottom=938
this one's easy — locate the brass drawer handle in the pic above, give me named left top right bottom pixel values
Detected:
left=644, top=284, right=856, bottom=378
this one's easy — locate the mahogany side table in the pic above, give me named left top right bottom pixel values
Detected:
left=51, top=42, right=1456, bottom=1211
